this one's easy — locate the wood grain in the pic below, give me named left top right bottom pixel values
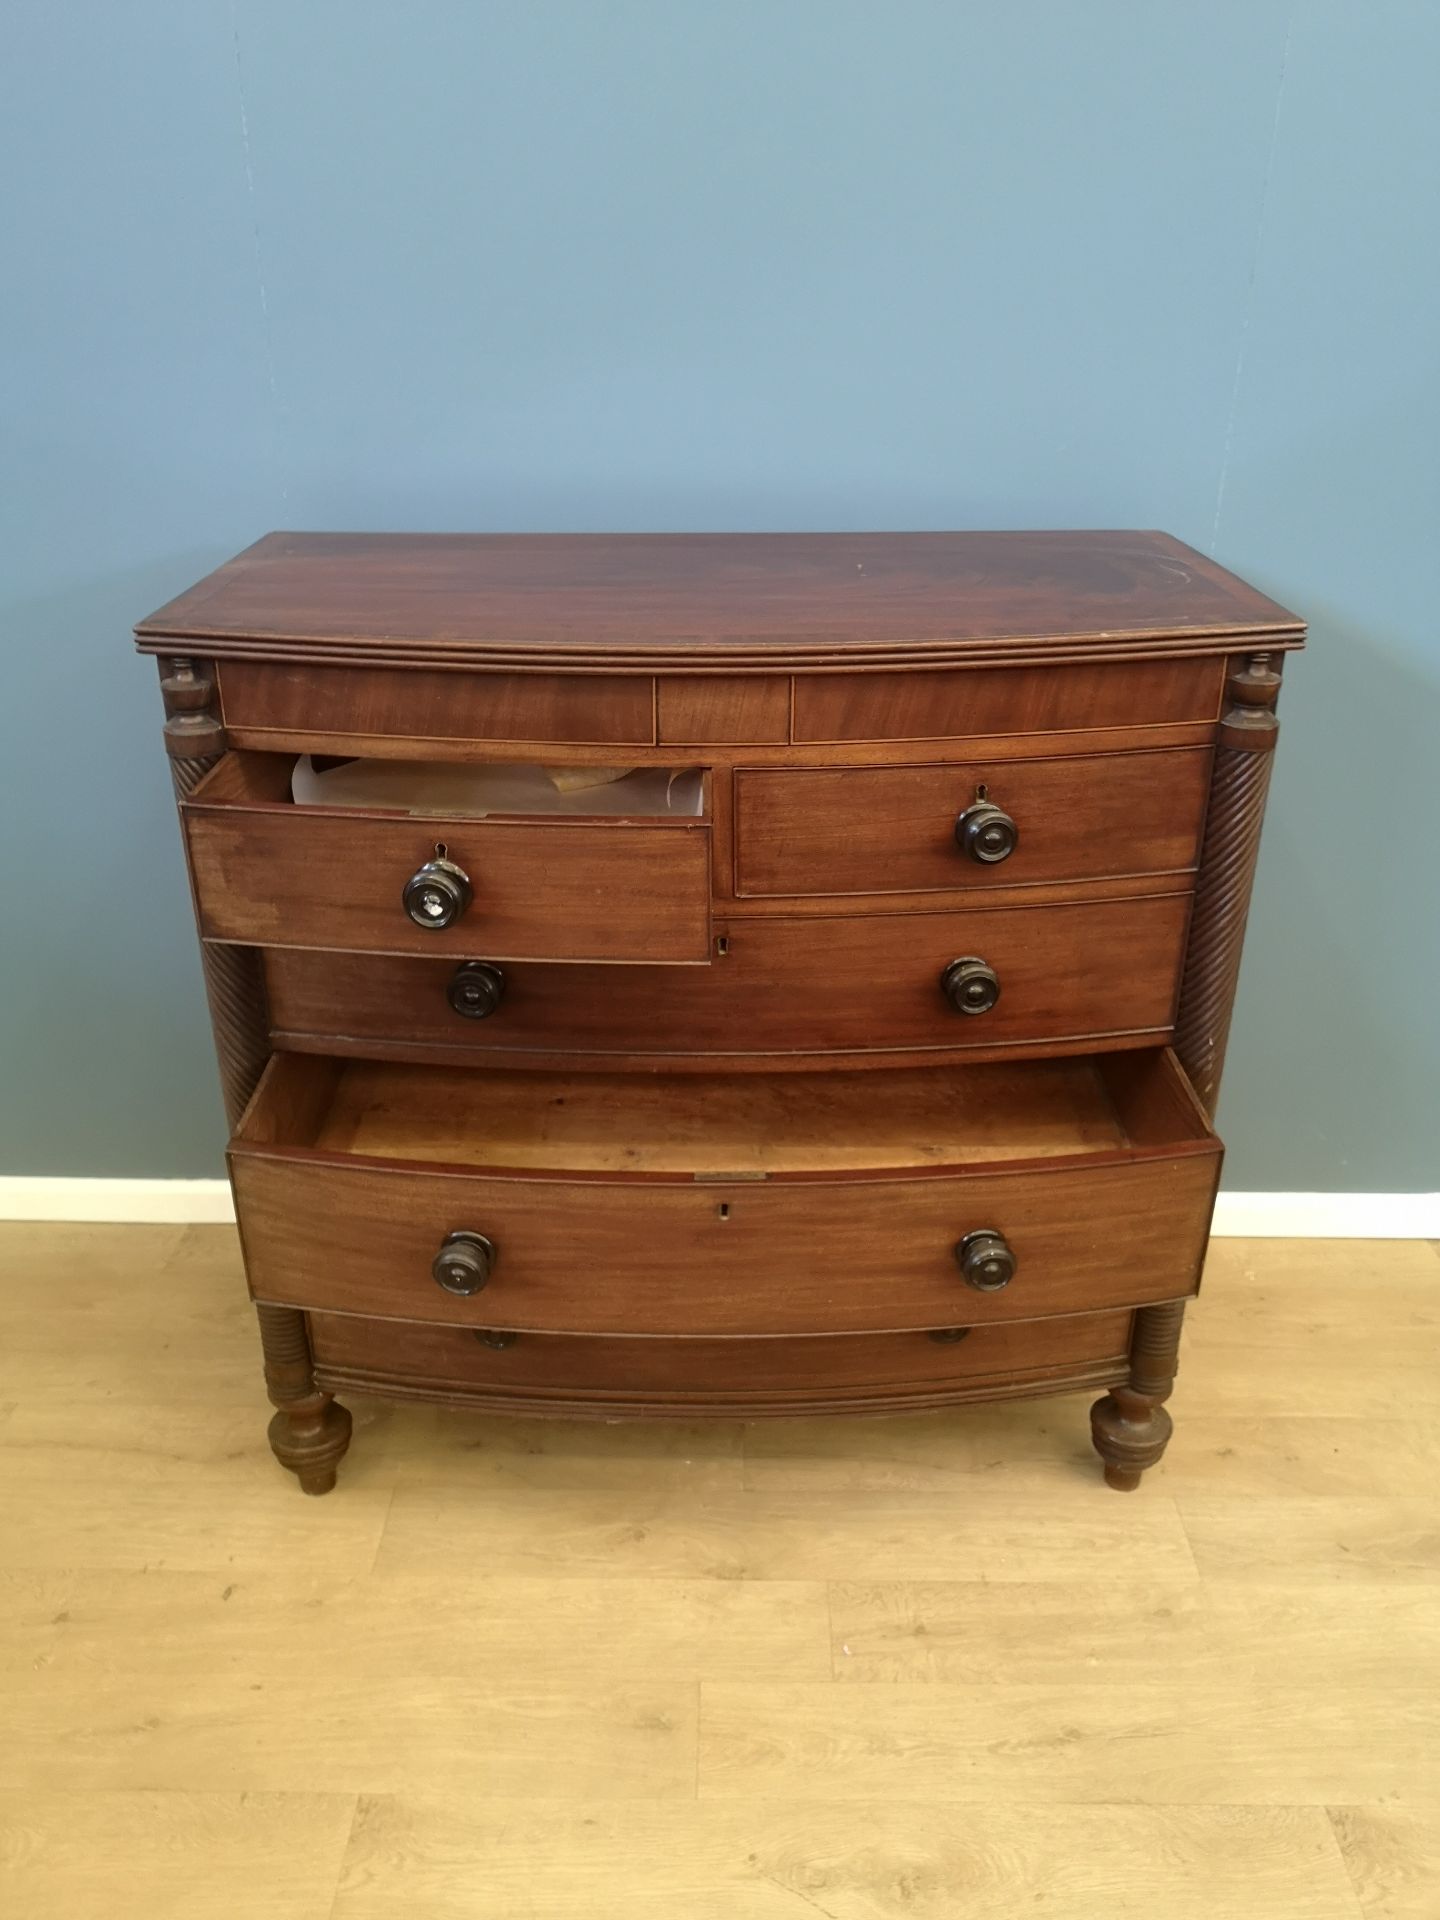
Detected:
left=219, top=659, right=656, bottom=743
left=734, top=746, right=1212, bottom=895
left=233, top=1152, right=1217, bottom=1335
left=328, top=1799, right=1361, bottom=1920
left=183, top=753, right=712, bottom=963
left=1, top=1223, right=1432, bottom=1920
left=308, top=1310, right=1134, bottom=1413
left=136, top=530, right=1304, bottom=671
left=262, top=892, right=1196, bottom=1064
left=696, top=1681, right=1440, bottom=1803
left=793, top=656, right=1224, bottom=741
left=656, top=673, right=790, bottom=742
left=371, top=1483, right=1200, bottom=1584
left=301, top=1053, right=1137, bottom=1171
left=1329, top=1804, right=1440, bottom=1920
left=0, top=1791, right=357, bottom=1920
left=229, top=1051, right=1218, bottom=1338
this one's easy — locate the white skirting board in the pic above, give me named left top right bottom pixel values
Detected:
left=0, top=1178, right=1436, bottom=1237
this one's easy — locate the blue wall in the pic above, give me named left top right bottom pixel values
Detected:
left=2, top=2, right=1436, bottom=1187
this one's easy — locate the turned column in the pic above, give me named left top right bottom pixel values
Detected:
left=1090, top=1301, right=1186, bottom=1491
left=159, top=656, right=352, bottom=1493
left=1092, top=651, right=1283, bottom=1489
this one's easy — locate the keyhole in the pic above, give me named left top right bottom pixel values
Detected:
left=717, top=1203, right=730, bottom=1220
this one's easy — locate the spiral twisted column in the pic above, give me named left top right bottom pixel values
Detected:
left=1173, top=653, right=1284, bottom=1119
left=1094, top=653, right=1283, bottom=1490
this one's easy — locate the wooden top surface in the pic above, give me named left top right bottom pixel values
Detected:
left=136, top=530, right=1303, bottom=671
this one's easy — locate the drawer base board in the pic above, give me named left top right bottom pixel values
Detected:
left=312, top=1357, right=1129, bottom=1420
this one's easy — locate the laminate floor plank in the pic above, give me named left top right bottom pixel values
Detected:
left=373, top=1483, right=1200, bottom=1583
left=1328, top=1804, right=1440, bottom=1919
left=330, top=1797, right=1363, bottom=1920
left=828, top=1580, right=1440, bottom=1687
left=697, top=1681, right=1440, bottom=1804
left=743, top=1409, right=1440, bottom=1499
left=0, top=1789, right=356, bottom=1920
left=0, top=1222, right=1433, bottom=1920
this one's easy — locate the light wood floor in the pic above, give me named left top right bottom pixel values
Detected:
left=1, top=1225, right=1437, bottom=1918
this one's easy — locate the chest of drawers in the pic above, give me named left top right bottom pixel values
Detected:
left=138, top=531, right=1302, bottom=1493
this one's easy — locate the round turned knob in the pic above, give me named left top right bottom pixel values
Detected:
left=928, top=1326, right=973, bottom=1345
left=447, top=960, right=505, bottom=1020
left=403, top=857, right=473, bottom=930
left=472, top=1328, right=517, bottom=1350
left=954, top=1229, right=1016, bottom=1292
left=955, top=799, right=1018, bottom=864
left=432, top=1229, right=496, bottom=1296
left=941, top=956, right=1000, bottom=1015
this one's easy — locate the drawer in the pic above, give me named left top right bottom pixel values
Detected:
left=734, top=748, right=1211, bottom=897
left=182, top=752, right=711, bottom=963
left=264, top=893, right=1193, bottom=1065
left=792, top=657, right=1223, bottom=742
left=230, top=1048, right=1220, bottom=1336
left=308, top=1309, right=1134, bottom=1417
left=219, top=661, right=656, bottom=746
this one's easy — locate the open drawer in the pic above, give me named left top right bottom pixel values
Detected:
left=230, top=1049, right=1222, bottom=1337
left=181, top=752, right=713, bottom=963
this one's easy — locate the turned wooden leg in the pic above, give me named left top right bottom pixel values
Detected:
left=1090, top=1300, right=1185, bottom=1491
left=257, top=1302, right=352, bottom=1494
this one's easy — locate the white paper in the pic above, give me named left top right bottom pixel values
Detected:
left=291, top=756, right=704, bottom=818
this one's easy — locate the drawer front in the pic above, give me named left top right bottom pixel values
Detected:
left=185, top=787, right=711, bottom=964
left=219, top=662, right=656, bottom=745
left=232, top=1151, right=1217, bottom=1336
left=265, top=894, right=1192, bottom=1062
left=656, top=674, right=790, bottom=744
left=792, top=657, right=1223, bottom=742
left=308, top=1309, right=1134, bottom=1415
left=735, top=748, right=1211, bottom=897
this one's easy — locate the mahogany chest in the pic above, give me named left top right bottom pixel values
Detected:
left=137, top=531, right=1302, bottom=1492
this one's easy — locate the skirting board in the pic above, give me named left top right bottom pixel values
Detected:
left=0, top=1178, right=1436, bottom=1237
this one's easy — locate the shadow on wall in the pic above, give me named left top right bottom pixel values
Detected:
left=1218, top=606, right=1440, bottom=1192
left=0, top=554, right=237, bottom=1178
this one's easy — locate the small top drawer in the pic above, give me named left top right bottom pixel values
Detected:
left=791, top=658, right=1223, bottom=742
left=218, top=662, right=656, bottom=747
left=182, top=753, right=712, bottom=963
left=735, top=747, right=1211, bottom=897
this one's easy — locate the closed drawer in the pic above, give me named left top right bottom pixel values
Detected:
left=182, top=752, right=711, bottom=963
left=792, top=657, right=1223, bottom=742
left=219, top=661, right=656, bottom=746
left=308, top=1309, right=1134, bottom=1417
left=231, top=1049, right=1220, bottom=1336
left=265, top=893, right=1192, bottom=1065
left=735, top=748, right=1211, bottom=897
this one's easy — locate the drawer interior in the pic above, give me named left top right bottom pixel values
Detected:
left=193, top=750, right=708, bottom=821
left=235, top=1047, right=1216, bottom=1179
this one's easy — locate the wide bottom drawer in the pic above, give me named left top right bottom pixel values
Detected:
left=230, top=1048, right=1220, bottom=1336
left=308, top=1309, right=1134, bottom=1418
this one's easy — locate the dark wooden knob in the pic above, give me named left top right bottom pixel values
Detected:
left=403, top=857, right=473, bottom=930
left=432, top=1229, right=496, bottom=1295
left=472, top=1328, right=517, bottom=1349
left=447, top=960, right=505, bottom=1019
left=955, top=800, right=1018, bottom=864
left=955, top=1229, right=1016, bottom=1291
left=941, top=956, right=1000, bottom=1015
left=928, top=1326, right=973, bottom=1344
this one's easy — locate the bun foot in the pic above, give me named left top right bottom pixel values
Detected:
left=1090, top=1390, right=1174, bottom=1491
left=267, top=1396, right=352, bottom=1495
